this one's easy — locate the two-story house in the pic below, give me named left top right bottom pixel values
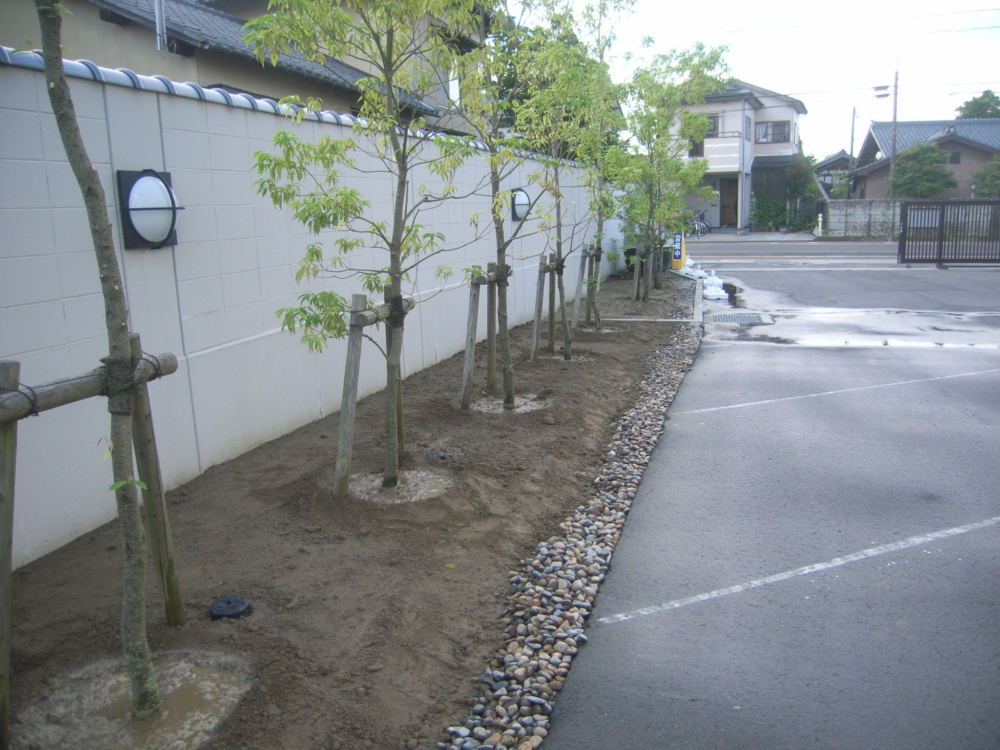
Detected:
left=850, top=120, right=1000, bottom=199
left=0, top=0, right=480, bottom=133
left=684, top=81, right=807, bottom=232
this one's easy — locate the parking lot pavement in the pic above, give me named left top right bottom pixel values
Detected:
left=544, top=258, right=1000, bottom=750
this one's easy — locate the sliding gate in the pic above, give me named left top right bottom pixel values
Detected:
left=898, top=200, right=1000, bottom=264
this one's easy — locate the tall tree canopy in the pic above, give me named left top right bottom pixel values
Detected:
left=957, top=90, right=1000, bottom=119
left=889, top=142, right=958, bottom=198
left=972, top=155, right=1000, bottom=197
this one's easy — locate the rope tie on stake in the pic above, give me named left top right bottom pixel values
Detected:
left=102, top=355, right=134, bottom=414
left=139, top=352, right=164, bottom=380
left=16, top=383, right=40, bottom=417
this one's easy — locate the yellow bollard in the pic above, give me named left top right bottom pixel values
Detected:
left=670, top=232, right=687, bottom=270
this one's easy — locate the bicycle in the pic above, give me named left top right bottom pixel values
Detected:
left=690, top=210, right=710, bottom=239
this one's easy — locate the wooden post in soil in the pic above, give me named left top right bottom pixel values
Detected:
left=632, top=247, right=642, bottom=301
left=585, top=252, right=595, bottom=326
left=530, top=257, right=547, bottom=361
left=0, top=362, right=18, bottom=750
left=459, top=282, right=481, bottom=409
left=571, top=246, right=587, bottom=329
left=333, top=295, right=368, bottom=500
left=129, top=335, right=184, bottom=627
left=485, top=263, right=497, bottom=394
left=546, top=253, right=557, bottom=354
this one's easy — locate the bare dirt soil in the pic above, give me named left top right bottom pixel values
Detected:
left=10, top=275, right=699, bottom=750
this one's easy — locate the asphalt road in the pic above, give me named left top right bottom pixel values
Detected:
left=544, top=242, right=1000, bottom=749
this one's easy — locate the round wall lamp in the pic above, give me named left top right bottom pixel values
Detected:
left=511, top=188, right=530, bottom=222
left=116, top=169, right=182, bottom=249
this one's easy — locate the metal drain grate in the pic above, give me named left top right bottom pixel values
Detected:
left=713, top=312, right=765, bottom=324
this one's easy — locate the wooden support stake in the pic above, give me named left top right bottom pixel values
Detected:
left=129, top=335, right=184, bottom=627
left=459, top=283, right=481, bottom=409
left=632, top=248, right=642, bottom=301
left=332, top=295, right=367, bottom=500
left=585, top=253, right=595, bottom=326
left=571, top=247, right=587, bottom=329
left=486, top=262, right=497, bottom=394
left=0, top=362, right=18, bottom=750
left=547, top=253, right=557, bottom=354
left=0, top=355, right=178, bottom=424
left=530, top=257, right=547, bottom=361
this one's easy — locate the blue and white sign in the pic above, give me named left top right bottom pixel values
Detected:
left=673, top=232, right=683, bottom=260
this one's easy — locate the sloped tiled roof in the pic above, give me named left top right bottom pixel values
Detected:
left=86, top=0, right=438, bottom=114
left=815, top=149, right=851, bottom=171
left=868, top=119, right=1000, bottom=160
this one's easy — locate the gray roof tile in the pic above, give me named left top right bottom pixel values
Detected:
left=86, top=0, right=437, bottom=114
left=870, top=119, right=1000, bottom=158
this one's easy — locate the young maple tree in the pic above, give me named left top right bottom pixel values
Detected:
left=613, top=45, right=726, bottom=300
left=34, top=0, right=160, bottom=718
left=245, top=0, right=483, bottom=489
left=450, top=1, right=547, bottom=408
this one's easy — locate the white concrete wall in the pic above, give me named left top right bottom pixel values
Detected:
left=0, top=57, right=617, bottom=567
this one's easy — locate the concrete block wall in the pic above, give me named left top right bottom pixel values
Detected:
left=824, top=199, right=900, bottom=239
left=0, top=55, right=617, bottom=567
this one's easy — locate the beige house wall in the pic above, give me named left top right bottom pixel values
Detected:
left=1, top=0, right=357, bottom=111
left=853, top=144, right=997, bottom=199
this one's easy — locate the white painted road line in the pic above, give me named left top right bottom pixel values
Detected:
left=676, top=368, right=1000, bottom=415
left=595, top=516, right=1000, bottom=627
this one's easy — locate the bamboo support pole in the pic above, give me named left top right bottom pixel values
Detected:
left=486, top=262, right=497, bottom=394
left=459, top=284, right=481, bottom=409
left=333, top=295, right=368, bottom=500
left=0, top=355, right=178, bottom=424
left=128, top=336, right=184, bottom=627
left=0, top=362, right=18, bottom=750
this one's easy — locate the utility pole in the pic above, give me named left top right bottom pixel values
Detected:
left=874, top=71, right=899, bottom=196
left=890, top=70, right=899, bottom=193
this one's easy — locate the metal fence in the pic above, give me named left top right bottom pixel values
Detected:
left=898, top=200, right=1000, bottom=264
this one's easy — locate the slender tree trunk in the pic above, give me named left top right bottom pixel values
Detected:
left=35, top=0, right=158, bottom=717
left=555, top=201, right=572, bottom=360
left=383, top=290, right=405, bottom=489
left=489, top=167, right=516, bottom=410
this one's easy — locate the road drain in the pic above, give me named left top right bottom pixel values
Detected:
left=713, top=312, right=766, bottom=324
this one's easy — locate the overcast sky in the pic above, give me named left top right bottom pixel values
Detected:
left=580, top=0, right=1000, bottom=160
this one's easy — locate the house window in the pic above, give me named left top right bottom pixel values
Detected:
left=745, top=115, right=751, bottom=142
left=948, top=151, right=961, bottom=164
left=706, top=114, right=719, bottom=138
left=755, top=121, right=790, bottom=143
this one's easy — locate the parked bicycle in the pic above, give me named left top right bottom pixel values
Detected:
left=690, top=210, right=710, bottom=239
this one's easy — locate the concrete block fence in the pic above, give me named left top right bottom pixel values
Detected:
left=0, top=49, right=617, bottom=567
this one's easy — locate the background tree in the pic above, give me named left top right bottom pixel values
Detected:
left=452, top=1, right=545, bottom=408
left=888, top=142, right=958, bottom=198
left=972, top=155, right=1000, bottom=196
left=573, top=0, right=633, bottom=328
left=34, top=0, right=159, bottom=718
left=613, top=45, right=727, bottom=301
left=246, top=0, right=481, bottom=489
left=784, top=152, right=820, bottom=229
left=957, top=90, right=1000, bottom=119
left=514, top=7, right=608, bottom=358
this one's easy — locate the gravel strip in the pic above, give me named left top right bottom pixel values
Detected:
left=435, top=321, right=703, bottom=750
